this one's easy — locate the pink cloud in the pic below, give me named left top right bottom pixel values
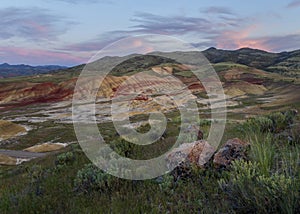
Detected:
left=99, top=37, right=155, bottom=57
left=0, top=46, right=88, bottom=66
left=216, top=25, right=271, bottom=51
left=24, top=20, right=49, bottom=35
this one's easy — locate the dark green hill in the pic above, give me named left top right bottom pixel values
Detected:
left=202, top=47, right=300, bottom=77
left=0, top=63, right=67, bottom=78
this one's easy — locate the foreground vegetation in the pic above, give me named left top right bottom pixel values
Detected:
left=0, top=110, right=299, bottom=213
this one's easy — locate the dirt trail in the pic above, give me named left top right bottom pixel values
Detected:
left=0, top=149, right=46, bottom=159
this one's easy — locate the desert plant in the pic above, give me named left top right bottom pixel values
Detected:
left=55, top=152, right=75, bottom=167
left=241, top=110, right=296, bottom=134
left=110, top=138, right=134, bottom=157
left=74, top=163, right=115, bottom=194
left=219, top=160, right=300, bottom=213
left=25, top=164, right=47, bottom=196
left=267, top=112, right=289, bottom=133
left=248, top=132, right=275, bottom=176
left=241, top=116, right=273, bottom=133
left=290, top=124, right=300, bottom=144
left=154, top=174, right=176, bottom=195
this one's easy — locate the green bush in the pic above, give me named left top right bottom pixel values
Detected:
left=154, top=174, right=176, bottom=195
left=248, top=133, right=275, bottom=176
left=241, top=110, right=296, bottom=134
left=219, top=160, right=300, bottom=213
left=267, top=112, right=289, bottom=133
left=110, top=138, right=134, bottom=157
left=284, top=109, right=298, bottom=126
left=55, top=152, right=75, bottom=167
left=74, top=164, right=115, bottom=194
left=278, top=145, right=300, bottom=178
left=290, top=124, right=300, bottom=144
left=244, top=116, right=274, bottom=133
left=25, top=164, right=47, bottom=196
left=25, top=164, right=44, bottom=184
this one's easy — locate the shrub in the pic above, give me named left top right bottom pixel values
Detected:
left=154, top=174, right=176, bottom=194
left=198, top=119, right=211, bottom=127
left=219, top=160, right=300, bottom=213
left=267, top=112, right=289, bottom=133
left=241, top=110, right=296, bottom=134
left=284, top=109, right=298, bottom=126
left=248, top=133, right=275, bottom=176
left=74, top=164, right=115, bottom=194
left=55, top=152, right=75, bottom=167
left=25, top=164, right=47, bottom=196
left=25, top=165, right=44, bottom=184
left=110, top=138, right=134, bottom=157
left=290, top=124, right=300, bottom=144
left=240, top=116, right=273, bottom=133
left=278, top=145, right=300, bottom=178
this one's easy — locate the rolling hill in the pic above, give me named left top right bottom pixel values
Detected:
left=0, top=63, right=67, bottom=78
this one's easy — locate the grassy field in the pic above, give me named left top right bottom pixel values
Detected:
left=0, top=109, right=299, bottom=213
left=0, top=55, right=299, bottom=212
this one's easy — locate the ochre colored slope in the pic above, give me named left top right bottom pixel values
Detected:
left=0, top=120, right=26, bottom=140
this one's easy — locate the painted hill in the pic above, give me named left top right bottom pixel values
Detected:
left=0, top=48, right=299, bottom=115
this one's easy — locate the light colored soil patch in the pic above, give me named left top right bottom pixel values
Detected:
left=0, top=120, right=26, bottom=140
left=224, top=81, right=267, bottom=97
left=24, top=143, right=67, bottom=153
left=0, top=154, right=17, bottom=165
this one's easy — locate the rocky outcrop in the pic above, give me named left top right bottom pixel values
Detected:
left=167, top=138, right=250, bottom=170
left=213, top=138, right=249, bottom=168
left=167, top=140, right=216, bottom=169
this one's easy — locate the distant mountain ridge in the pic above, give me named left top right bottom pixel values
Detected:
left=1, top=47, right=300, bottom=79
left=0, top=63, right=67, bottom=78
left=202, top=47, right=300, bottom=77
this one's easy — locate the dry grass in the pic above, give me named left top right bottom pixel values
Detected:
left=0, top=120, right=26, bottom=140
left=0, top=154, right=16, bottom=165
left=24, top=143, right=66, bottom=153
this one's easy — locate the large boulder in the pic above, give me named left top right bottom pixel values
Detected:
left=167, top=140, right=216, bottom=170
left=213, top=138, right=249, bottom=168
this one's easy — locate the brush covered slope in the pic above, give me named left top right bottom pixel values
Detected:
left=0, top=49, right=299, bottom=213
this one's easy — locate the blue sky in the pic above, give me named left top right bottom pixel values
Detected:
left=0, top=0, right=300, bottom=65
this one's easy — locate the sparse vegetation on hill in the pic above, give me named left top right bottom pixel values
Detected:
left=0, top=49, right=299, bottom=213
left=0, top=110, right=299, bottom=213
left=0, top=63, right=67, bottom=78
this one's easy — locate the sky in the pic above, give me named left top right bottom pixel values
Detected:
left=0, top=0, right=300, bottom=66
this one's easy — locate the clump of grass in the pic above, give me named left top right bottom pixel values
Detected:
left=219, top=160, right=300, bottom=213
left=290, top=124, right=300, bottom=144
left=243, top=116, right=274, bottom=133
left=74, top=163, right=116, bottom=194
left=0, top=110, right=298, bottom=213
left=240, top=110, right=297, bottom=134
left=55, top=152, right=75, bottom=170
left=220, top=109, right=300, bottom=213
left=248, top=132, right=276, bottom=176
left=154, top=173, right=177, bottom=195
